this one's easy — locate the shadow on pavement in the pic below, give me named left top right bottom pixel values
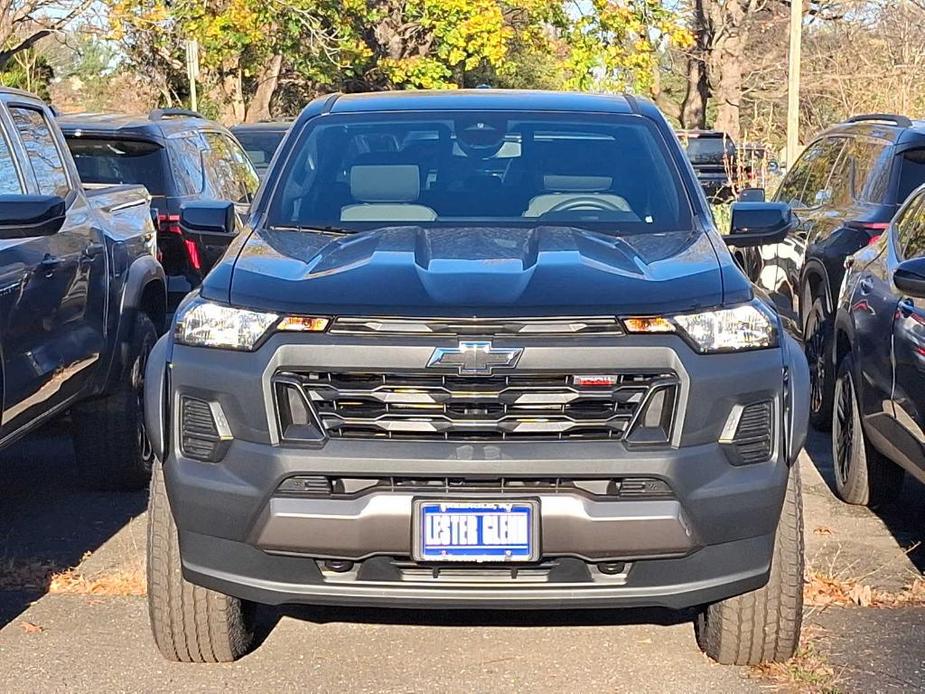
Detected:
left=276, top=604, right=694, bottom=629
left=802, top=429, right=925, bottom=573
left=0, top=420, right=146, bottom=628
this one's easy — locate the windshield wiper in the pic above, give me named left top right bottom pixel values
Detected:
left=269, top=224, right=353, bottom=235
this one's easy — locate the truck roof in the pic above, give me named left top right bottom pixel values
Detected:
left=308, top=89, right=648, bottom=117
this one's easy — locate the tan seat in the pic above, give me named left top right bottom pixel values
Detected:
left=340, top=164, right=437, bottom=222
left=523, top=175, right=630, bottom=217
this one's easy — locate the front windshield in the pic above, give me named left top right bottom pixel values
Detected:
left=267, top=112, right=692, bottom=233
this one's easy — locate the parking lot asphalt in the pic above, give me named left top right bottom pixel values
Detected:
left=0, top=425, right=922, bottom=692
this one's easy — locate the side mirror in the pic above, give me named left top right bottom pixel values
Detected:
left=179, top=200, right=236, bottom=237
left=179, top=201, right=238, bottom=275
left=0, top=195, right=66, bottom=239
left=724, top=201, right=796, bottom=248
left=894, top=257, right=925, bottom=298
left=738, top=187, right=766, bottom=202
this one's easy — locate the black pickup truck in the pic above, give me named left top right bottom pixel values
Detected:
left=143, top=90, right=809, bottom=666
left=0, top=88, right=166, bottom=489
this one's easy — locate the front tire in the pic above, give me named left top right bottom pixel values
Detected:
left=832, top=356, right=903, bottom=506
left=72, top=312, right=157, bottom=490
left=147, top=459, right=256, bottom=662
left=695, top=464, right=804, bottom=666
left=804, top=296, right=835, bottom=431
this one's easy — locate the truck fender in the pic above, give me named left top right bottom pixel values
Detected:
left=144, top=334, right=169, bottom=462
left=782, top=331, right=810, bottom=464
left=101, top=255, right=167, bottom=393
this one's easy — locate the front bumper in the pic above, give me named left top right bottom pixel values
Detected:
left=145, top=330, right=809, bottom=610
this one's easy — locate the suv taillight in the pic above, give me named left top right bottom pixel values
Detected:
left=158, top=213, right=202, bottom=271
left=846, top=221, right=889, bottom=245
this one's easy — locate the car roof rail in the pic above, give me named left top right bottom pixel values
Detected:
left=845, top=113, right=913, bottom=128
left=149, top=107, right=204, bottom=121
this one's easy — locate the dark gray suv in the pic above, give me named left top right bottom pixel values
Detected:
left=143, top=90, right=810, bottom=665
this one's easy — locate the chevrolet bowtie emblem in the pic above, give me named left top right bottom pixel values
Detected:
left=427, top=341, right=523, bottom=376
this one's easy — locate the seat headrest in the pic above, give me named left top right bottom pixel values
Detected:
left=543, top=174, right=612, bottom=192
left=349, top=164, right=420, bottom=203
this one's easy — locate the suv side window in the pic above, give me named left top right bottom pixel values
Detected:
left=778, top=138, right=842, bottom=208
left=0, top=125, right=23, bottom=195
left=850, top=139, right=891, bottom=202
left=202, top=132, right=256, bottom=203
left=801, top=137, right=845, bottom=208
left=9, top=106, right=70, bottom=197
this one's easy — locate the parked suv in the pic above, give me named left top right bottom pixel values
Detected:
left=230, top=121, right=291, bottom=176
left=0, top=88, right=166, bottom=489
left=58, top=109, right=259, bottom=298
left=678, top=129, right=737, bottom=201
left=143, top=90, right=810, bottom=665
left=832, top=184, right=925, bottom=504
left=761, top=114, right=925, bottom=430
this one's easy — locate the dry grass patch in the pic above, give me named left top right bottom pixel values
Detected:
left=48, top=560, right=146, bottom=597
left=752, top=626, right=841, bottom=693
left=805, top=571, right=925, bottom=609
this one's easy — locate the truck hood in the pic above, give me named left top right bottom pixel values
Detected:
left=226, top=225, right=725, bottom=317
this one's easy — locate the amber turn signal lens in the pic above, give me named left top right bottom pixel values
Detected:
left=622, top=317, right=675, bottom=333
left=277, top=316, right=330, bottom=332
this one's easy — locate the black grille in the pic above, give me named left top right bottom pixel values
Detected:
left=732, top=400, right=773, bottom=464
left=330, top=316, right=624, bottom=336
left=278, top=371, right=678, bottom=442
left=179, top=396, right=226, bottom=462
left=275, top=475, right=674, bottom=499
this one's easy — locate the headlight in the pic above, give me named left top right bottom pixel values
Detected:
left=174, top=298, right=331, bottom=351
left=624, top=302, right=779, bottom=353
left=175, top=297, right=280, bottom=350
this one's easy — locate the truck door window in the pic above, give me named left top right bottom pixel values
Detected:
left=9, top=106, right=70, bottom=197
left=167, top=135, right=206, bottom=195
left=897, top=193, right=925, bottom=259
left=202, top=132, right=251, bottom=203
left=0, top=126, right=23, bottom=195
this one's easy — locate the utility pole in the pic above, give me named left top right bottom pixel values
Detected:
left=786, top=0, right=803, bottom=167
left=186, top=40, right=200, bottom=112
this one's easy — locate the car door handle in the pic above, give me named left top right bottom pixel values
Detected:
left=858, top=277, right=873, bottom=294
left=899, top=297, right=915, bottom=316
left=40, top=255, right=61, bottom=276
left=82, top=242, right=105, bottom=260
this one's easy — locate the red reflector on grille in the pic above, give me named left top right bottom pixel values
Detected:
left=573, top=375, right=619, bottom=387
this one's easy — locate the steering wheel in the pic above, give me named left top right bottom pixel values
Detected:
left=545, top=196, right=626, bottom=213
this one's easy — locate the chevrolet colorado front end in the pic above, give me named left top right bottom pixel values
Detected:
left=143, top=90, right=810, bottom=665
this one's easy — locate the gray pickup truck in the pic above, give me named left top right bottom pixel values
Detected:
left=0, top=88, right=166, bottom=489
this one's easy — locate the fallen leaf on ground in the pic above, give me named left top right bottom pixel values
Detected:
left=19, top=621, right=43, bottom=634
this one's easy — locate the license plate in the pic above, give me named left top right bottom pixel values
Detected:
left=414, top=500, right=538, bottom=562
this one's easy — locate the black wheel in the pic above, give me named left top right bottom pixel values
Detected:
left=72, top=312, right=157, bottom=491
left=695, top=464, right=804, bottom=666
left=147, top=459, right=256, bottom=662
left=804, top=296, right=834, bottom=431
left=832, top=356, right=903, bottom=506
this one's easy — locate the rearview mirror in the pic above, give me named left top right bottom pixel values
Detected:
left=179, top=201, right=239, bottom=275
left=894, top=257, right=925, bottom=298
left=724, top=201, right=796, bottom=248
left=0, top=194, right=66, bottom=239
